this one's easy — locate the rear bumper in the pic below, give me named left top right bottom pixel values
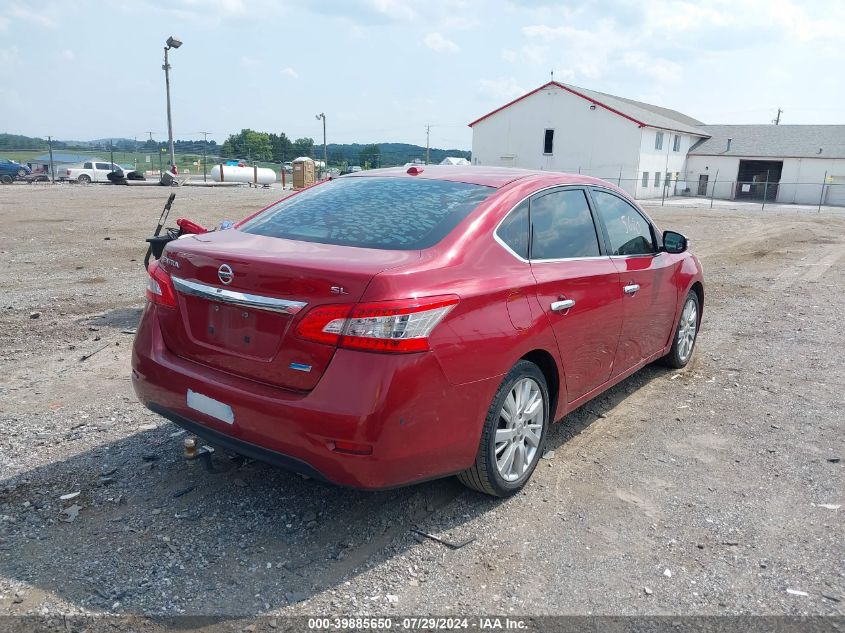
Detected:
left=131, top=303, right=495, bottom=489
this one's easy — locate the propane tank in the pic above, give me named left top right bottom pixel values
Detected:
left=209, top=164, right=277, bottom=185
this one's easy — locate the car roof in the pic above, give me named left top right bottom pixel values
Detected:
left=343, top=165, right=617, bottom=189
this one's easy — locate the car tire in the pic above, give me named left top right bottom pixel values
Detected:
left=661, top=290, right=700, bottom=369
left=77, top=174, right=91, bottom=184
left=457, top=360, right=549, bottom=497
left=0, top=175, right=12, bottom=185
left=17, top=168, right=27, bottom=177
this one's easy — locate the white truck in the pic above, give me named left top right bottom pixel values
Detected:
left=65, top=160, right=132, bottom=183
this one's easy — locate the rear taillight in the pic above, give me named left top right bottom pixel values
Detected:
left=295, top=295, right=458, bottom=353
left=145, top=260, right=177, bottom=308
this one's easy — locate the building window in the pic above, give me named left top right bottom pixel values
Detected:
left=641, top=172, right=649, bottom=187
left=654, top=172, right=661, bottom=187
left=543, top=129, right=554, bottom=155
left=673, top=135, right=681, bottom=152
left=655, top=132, right=664, bottom=150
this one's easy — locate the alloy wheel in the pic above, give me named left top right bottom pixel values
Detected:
left=495, top=377, right=545, bottom=482
left=677, top=298, right=698, bottom=363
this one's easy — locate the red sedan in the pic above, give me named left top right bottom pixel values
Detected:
left=132, top=166, right=703, bottom=496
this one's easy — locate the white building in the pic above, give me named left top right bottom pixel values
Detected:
left=686, top=125, right=845, bottom=206
left=469, top=82, right=845, bottom=206
left=469, top=81, right=708, bottom=199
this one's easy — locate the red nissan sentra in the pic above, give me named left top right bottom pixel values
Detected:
left=132, top=166, right=703, bottom=496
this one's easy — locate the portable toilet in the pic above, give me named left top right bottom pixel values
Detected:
left=292, top=157, right=315, bottom=190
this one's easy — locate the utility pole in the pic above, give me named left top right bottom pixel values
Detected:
left=200, top=131, right=211, bottom=182
left=315, top=113, right=327, bottom=178
left=47, top=135, right=55, bottom=183
left=162, top=36, right=183, bottom=174
left=773, top=108, right=783, bottom=125
left=425, top=124, right=431, bottom=165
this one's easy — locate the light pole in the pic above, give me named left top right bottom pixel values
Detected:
left=315, top=112, right=327, bottom=178
left=163, top=36, right=182, bottom=174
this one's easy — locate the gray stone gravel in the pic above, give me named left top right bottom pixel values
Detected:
left=0, top=185, right=842, bottom=618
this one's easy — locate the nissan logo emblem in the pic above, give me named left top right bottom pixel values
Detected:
left=218, top=264, right=234, bottom=285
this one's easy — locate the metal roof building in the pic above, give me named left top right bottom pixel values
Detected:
left=685, top=125, right=845, bottom=205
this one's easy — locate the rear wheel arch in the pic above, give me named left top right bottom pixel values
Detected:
left=520, top=349, right=561, bottom=422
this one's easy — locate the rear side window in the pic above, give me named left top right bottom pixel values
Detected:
left=241, top=177, right=493, bottom=250
left=591, top=190, right=655, bottom=256
left=496, top=200, right=529, bottom=259
left=84, top=162, right=92, bottom=169
left=95, top=163, right=110, bottom=170
left=530, top=189, right=600, bottom=260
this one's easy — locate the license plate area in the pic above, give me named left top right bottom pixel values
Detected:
left=183, top=296, right=287, bottom=359
left=187, top=389, right=234, bottom=425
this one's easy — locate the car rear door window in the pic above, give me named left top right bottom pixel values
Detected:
left=241, top=177, right=494, bottom=250
left=84, top=162, right=92, bottom=169
left=529, top=189, right=600, bottom=260
left=95, top=163, right=111, bottom=170
left=591, top=190, right=655, bottom=256
left=496, top=200, right=529, bottom=259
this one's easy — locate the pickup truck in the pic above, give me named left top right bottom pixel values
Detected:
left=66, top=161, right=134, bottom=183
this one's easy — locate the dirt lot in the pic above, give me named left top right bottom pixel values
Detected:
left=0, top=184, right=843, bottom=622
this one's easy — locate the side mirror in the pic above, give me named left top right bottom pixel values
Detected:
left=663, top=230, right=688, bottom=254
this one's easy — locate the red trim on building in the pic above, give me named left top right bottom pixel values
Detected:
left=468, top=81, right=648, bottom=129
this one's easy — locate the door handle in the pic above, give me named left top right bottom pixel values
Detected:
left=623, top=284, right=640, bottom=295
left=551, top=299, right=575, bottom=312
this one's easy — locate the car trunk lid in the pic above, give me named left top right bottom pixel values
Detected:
left=156, top=229, right=420, bottom=390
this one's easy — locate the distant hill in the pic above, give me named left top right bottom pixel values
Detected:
left=326, top=142, right=470, bottom=167
left=1, top=133, right=470, bottom=166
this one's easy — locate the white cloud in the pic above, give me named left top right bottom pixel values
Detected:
left=501, top=44, right=548, bottom=65
left=181, top=0, right=246, bottom=15
left=62, top=49, right=75, bottom=60
left=621, top=51, right=682, bottom=82
left=477, top=77, right=525, bottom=101
left=280, top=66, right=299, bottom=79
left=0, top=46, right=20, bottom=66
left=240, top=55, right=259, bottom=68
left=423, top=32, right=460, bottom=53
left=365, top=0, right=416, bottom=21
left=8, top=6, right=58, bottom=27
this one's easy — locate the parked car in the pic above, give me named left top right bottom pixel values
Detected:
left=66, top=161, right=133, bottom=184
left=132, top=166, right=704, bottom=496
left=0, top=158, right=32, bottom=184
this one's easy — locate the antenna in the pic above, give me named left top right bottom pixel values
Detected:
left=772, top=108, right=783, bottom=125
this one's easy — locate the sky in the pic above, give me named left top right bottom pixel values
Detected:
left=1, top=0, right=842, bottom=149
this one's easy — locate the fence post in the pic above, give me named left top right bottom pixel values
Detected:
left=219, top=163, right=224, bottom=182
left=253, top=162, right=258, bottom=187
left=617, top=166, right=622, bottom=186
left=818, top=171, right=828, bottom=212
left=762, top=170, right=770, bottom=211
left=710, top=169, right=719, bottom=209
left=281, top=166, right=286, bottom=189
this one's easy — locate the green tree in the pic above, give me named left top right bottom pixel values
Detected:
left=221, top=129, right=273, bottom=161
left=359, top=144, right=381, bottom=169
left=292, top=137, right=314, bottom=158
left=269, top=132, right=293, bottom=162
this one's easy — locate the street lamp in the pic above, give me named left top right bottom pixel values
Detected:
left=163, top=36, right=182, bottom=175
left=315, top=113, right=327, bottom=178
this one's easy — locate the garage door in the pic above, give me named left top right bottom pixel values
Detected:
left=826, top=177, right=845, bottom=207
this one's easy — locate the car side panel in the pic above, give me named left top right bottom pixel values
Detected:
left=531, top=259, right=623, bottom=401
left=610, top=253, right=679, bottom=375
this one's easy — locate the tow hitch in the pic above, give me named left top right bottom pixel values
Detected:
left=183, top=436, right=245, bottom=474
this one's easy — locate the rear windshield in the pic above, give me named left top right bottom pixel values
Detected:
left=240, top=177, right=494, bottom=250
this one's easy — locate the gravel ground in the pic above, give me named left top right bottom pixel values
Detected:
left=0, top=183, right=843, bottom=622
